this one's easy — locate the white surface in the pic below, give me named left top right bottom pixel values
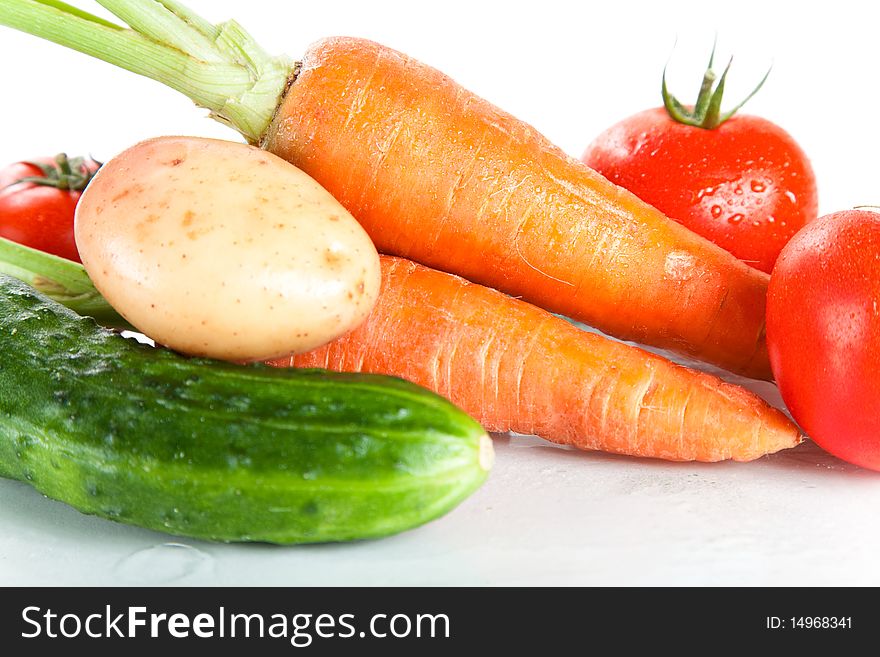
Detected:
left=1, top=435, right=877, bottom=587
left=2, top=0, right=880, bottom=586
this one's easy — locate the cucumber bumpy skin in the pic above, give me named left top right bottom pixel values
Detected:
left=0, top=274, right=492, bottom=544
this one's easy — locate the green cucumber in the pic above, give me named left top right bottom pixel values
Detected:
left=0, top=274, right=492, bottom=544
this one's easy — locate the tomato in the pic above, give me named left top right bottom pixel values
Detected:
left=0, top=154, right=100, bottom=262
left=767, top=210, right=880, bottom=470
left=582, top=53, right=817, bottom=274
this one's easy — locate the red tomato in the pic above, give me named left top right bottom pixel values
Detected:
left=767, top=210, right=880, bottom=470
left=582, top=56, right=817, bottom=274
left=0, top=154, right=100, bottom=262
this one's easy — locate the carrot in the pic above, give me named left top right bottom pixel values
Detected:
left=268, top=256, right=800, bottom=462
left=265, top=37, right=772, bottom=380
left=0, top=1, right=772, bottom=379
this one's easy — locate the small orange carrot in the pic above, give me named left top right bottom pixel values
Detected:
left=269, top=256, right=801, bottom=462
left=2, top=5, right=771, bottom=378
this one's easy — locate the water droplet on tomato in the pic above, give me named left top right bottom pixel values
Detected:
left=750, top=181, right=766, bottom=193
left=734, top=186, right=744, bottom=195
left=785, top=191, right=797, bottom=203
left=711, top=205, right=723, bottom=218
left=728, top=214, right=745, bottom=225
left=697, top=186, right=716, bottom=200
left=767, top=216, right=776, bottom=224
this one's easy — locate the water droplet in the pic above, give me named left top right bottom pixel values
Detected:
left=750, top=180, right=766, bottom=193
left=114, top=543, right=213, bottom=584
left=767, top=216, right=776, bottom=224
left=226, top=453, right=252, bottom=469
left=734, top=185, right=744, bottom=195
left=728, top=214, right=745, bottom=225
left=696, top=186, right=716, bottom=200
left=711, top=205, right=723, bottom=218
left=784, top=191, right=797, bottom=204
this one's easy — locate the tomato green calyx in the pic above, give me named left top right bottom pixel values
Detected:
left=10, top=154, right=100, bottom=192
left=662, top=42, right=771, bottom=129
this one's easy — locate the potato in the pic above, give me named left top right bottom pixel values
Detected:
left=75, top=136, right=381, bottom=361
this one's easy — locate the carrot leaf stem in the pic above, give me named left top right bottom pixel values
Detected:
left=0, top=0, right=292, bottom=143
left=33, top=0, right=121, bottom=28
left=0, top=237, right=128, bottom=327
left=154, top=0, right=219, bottom=39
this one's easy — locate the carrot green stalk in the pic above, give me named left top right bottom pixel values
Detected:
left=270, top=256, right=801, bottom=462
left=0, top=0, right=773, bottom=378
left=0, top=237, right=128, bottom=327
left=0, top=0, right=290, bottom=142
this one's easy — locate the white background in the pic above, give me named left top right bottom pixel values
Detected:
left=1, top=0, right=879, bottom=585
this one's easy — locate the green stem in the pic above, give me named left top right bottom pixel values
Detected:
left=0, top=0, right=292, bottom=143
left=661, top=41, right=771, bottom=130
left=33, top=0, right=121, bottom=28
left=0, top=237, right=130, bottom=328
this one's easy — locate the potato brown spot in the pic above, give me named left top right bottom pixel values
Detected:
left=324, top=249, right=343, bottom=267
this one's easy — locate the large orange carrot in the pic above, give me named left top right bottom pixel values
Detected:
left=265, top=37, right=771, bottom=379
left=269, top=256, right=799, bottom=462
left=1, top=3, right=771, bottom=379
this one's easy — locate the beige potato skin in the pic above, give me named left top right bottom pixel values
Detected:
left=75, top=136, right=381, bottom=361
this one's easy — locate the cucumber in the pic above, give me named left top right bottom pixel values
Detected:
left=0, top=274, right=492, bottom=543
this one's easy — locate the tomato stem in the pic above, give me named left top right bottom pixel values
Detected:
left=9, top=154, right=98, bottom=192
left=662, top=41, right=771, bottom=129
